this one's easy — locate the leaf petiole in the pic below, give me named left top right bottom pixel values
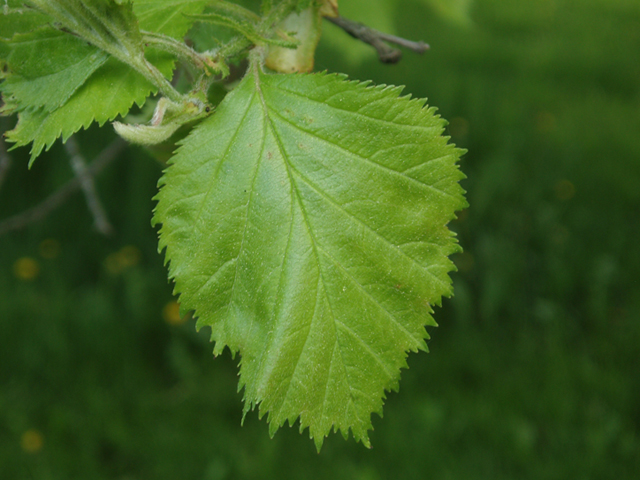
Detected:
left=141, top=31, right=224, bottom=76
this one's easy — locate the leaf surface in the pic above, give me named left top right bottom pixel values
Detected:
left=154, top=66, right=466, bottom=449
left=0, top=1, right=50, bottom=40
left=134, top=0, right=211, bottom=38
left=0, top=27, right=109, bottom=112
left=26, top=0, right=143, bottom=63
left=1, top=1, right=178, bottom=162
left=5, top=55, right=172, bottom=163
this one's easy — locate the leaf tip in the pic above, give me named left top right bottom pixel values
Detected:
left=313, top=434, right=325, bottom=453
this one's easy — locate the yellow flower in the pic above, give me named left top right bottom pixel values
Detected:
left=163, top=300, right=186, bottom=325
left=21, top=429, right=44, bottom=453
left=13, top=257, right=40, bottom=281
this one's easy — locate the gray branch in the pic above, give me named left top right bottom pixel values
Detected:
left=0, top=138, right=126, bottom=237
left=326, top=16, right=429, bottom=64
left=64, top=136, right=114, bottom=236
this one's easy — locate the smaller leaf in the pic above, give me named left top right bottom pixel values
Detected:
left=113, top=96, right=211, bottom=145
left=294, top=0, right=314, bottom=12
left=26, top=0, right=144, bottom=64
left=113, top=121, right=181, bottom=145
left=0, top=1, right=50, bottom=40
left=5, top=54, right=173, bottom=164
left=2, top=2, right=182, bottom=164
left=187, top=12, right=298, bottom=49
left=187, top=12, right=265, bottom=45
left=25, top=0, right=184, bottom=104
left=207, top=0, right=262, bottom=23
left=0, top=27, right=109, bottom=112
left=134, top=0, right=212, bottom=39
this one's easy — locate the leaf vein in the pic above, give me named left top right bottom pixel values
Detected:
left=334, top=319, right=395, bottom=381
left=254, top=67, right=360, bottom=424
left=269, top=109, right=457, bottom=201
left=191, top=91, right=257, bottom=229
left=267, top=81, right=438, bottom=132
left=193, top=257, right=238, bottom=298
left=315, top=244, right=421, bottom=347
left=286, top=166, right=449, bottom=292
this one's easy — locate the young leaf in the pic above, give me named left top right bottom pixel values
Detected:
left=26, top=0, right=143, bottom=64
left=25, top=0, right=182, bottom=102
left=0, top=1, right=50, bottom=40
left=5, top=55, right=173, bottom=163
left=1, top=1, right=180, bottom=162
left=113, top=96, right=210, bottom=145
left=0, top=27, right=109, bottom=112
left=134, top=0, right=212, bottom=39
left=154, top=65, right=466, bottom=450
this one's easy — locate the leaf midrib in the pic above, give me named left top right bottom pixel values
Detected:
left=251, top=66, right=354, bottom=421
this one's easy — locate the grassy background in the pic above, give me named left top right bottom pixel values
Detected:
left=1, top=0, right=639, bottom=478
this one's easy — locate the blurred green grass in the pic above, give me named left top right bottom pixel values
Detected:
left=1, top=0, right=639, bottom=478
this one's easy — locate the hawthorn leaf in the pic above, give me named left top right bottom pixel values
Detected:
left=26, top=0, right=144, bottom=64
left=2, top=2, right=179, bottom=163
left=0, top=27, right=109, bottom=112
left=5, top=55, right=173, bottom=164
left=134, top=0, right=212, bottom=39
left=0, top=1, right=50, bottom=40
left=154, top=66, right=466, bottom=450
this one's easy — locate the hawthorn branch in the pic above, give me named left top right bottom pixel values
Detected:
left=0, top=138, right=126, bottom=237
left=64, top=136, right=114, bottom=236
left=326, top=16, right=429, bottom=64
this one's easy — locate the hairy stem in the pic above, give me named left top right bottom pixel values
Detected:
left=133, top=57, right=185, bottom=104
left=142, top=31, right=220, bottom=74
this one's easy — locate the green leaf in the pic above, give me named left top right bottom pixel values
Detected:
left=0, top=27, right=109, bottom=112
left=113, top=96, right=210, bottom=145
left=294, top=0, right=313, bottom=13
left=134, top=0, right=211, bottom=38
left=185, top=1, right=262, bottom=52
left=187, top=12, right=297, bottom=49
left=1, top=1, right=180, bottom=163
left=154, top=66, right=466, bottom=450
left=0, top=1, right=50, bottom=40
left=24, top=0, right=183, bottom=103
left=5, top=55, right=172, bottom=163
left=26, top=0, right=144, bottom=64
